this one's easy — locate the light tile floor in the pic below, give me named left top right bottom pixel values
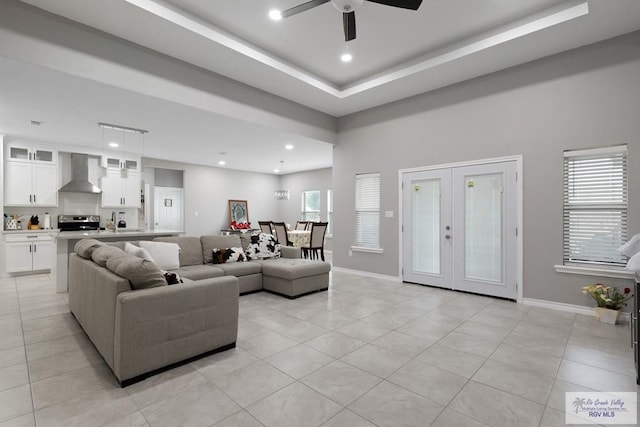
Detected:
left=0, top=269, right=638, bottom=426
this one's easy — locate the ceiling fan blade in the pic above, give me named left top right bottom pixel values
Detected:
left=343, top=11, right=356, bottom=41
left=281, top=0, right=330, bottom=18
left=366, top=0, right=423, bottom=10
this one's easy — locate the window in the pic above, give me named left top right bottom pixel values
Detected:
left=327, top=189, right=333, bottom=236
left=563, top=145, right=627, bottom=267
left=355, top=173, right=381, bottom=249
left=301, top=190, right=321, bottom=221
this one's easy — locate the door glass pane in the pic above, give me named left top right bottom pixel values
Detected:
left=465, top=174, right=503, bottom=282
left=412, top=179, right=440, bottom=274
left=9, top=147, right=29, bottom=160
left=34, top=150, right=53, bottom=162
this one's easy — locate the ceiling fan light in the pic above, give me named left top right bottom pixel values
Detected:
left=341, top=53, right=353, bottom=62
left=331, top=0, right=364, bottom=12
left=269, top=9, right=282, bottom=20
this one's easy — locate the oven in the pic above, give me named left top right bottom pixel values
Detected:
left=57, top=215, right=100, bottom=232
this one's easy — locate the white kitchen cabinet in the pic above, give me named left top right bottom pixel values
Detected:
left=7, top=144, right=57, bottom=165
left=103, top=155, right=139, bottom=171
left=5, top=234, right=55, bottom=273
left=101, top=170, right=141, bottom=208
left=4, top=161, right=58, bottom=206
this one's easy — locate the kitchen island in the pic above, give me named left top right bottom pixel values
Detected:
left=56, top=229, right=181, bottom=292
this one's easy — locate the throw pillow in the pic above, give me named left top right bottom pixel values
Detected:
left=162, top=271, right=184, bottom=285
left=91, top=245, right=127, bottom=268
left=74, top=239, right=106, bottom=259
left=124, top=242, right=155, bottom=262
left=212, top=247, right=246, bottom=264
left=106, top=255, right=166, bottom=290
left=245, top=232, right=281, bottom=260
left=139, top=241, right=180, bottom=270
left=626, top=251, right=640, bottom=271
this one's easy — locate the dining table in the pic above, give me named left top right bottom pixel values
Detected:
left=287, top=230, right=311, bottom=248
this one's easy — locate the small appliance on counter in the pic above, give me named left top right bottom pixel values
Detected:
left=58, top=215, right=100, bottom=232
left=112, top=211, right=127, bottom=229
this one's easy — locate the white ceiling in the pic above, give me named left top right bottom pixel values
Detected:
left=2, top=0, right=640, bottom=174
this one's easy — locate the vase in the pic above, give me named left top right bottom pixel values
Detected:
left=594, top=307, right=620, bottom=325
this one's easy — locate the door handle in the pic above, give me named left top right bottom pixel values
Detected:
left=29, top=244, right=32, bottom=253
left=33, top=194, right=36, bottom=204
left=33, top=244, right=36, bottom=253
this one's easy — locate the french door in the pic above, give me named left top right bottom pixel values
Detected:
left=402, top=160, right=518, bottom=299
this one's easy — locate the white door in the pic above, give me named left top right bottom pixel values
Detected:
left=154, top=187, right=183, bottom=231
left=4, top=162, right=33, bottom=205
left=101, top=170, right=123, bottom=207
left=122, top=171, right=141, bottom=208
left=33, top=163, right=58, bottom=206
left=402, top=170, right=452, bottom=288
left=402, top=160, right=518, bottom=299
left=5, top=242, right=33, bottom=273
left=32, top=241, right=55, bottom=271
left=452, top=162, right=517, bottom=299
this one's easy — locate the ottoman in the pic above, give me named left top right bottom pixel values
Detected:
left=261, top=259, right=331, bottom=298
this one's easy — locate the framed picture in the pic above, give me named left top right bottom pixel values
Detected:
left=229, top=200, right=249, bottom=224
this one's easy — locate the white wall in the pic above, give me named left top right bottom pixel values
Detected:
left=334, top=31, right=640, bottom=306
left=142, top=158, right=282, bottom=236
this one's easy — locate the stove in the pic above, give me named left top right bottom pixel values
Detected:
left=58, top=215, right=100, bottom=232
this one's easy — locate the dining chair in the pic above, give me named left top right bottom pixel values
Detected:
left=302, top=222, right=328, bottom=261
left=258, top=221, right=273, bottom=235
left=272, top=222, right=292, bottom=246
left=295, top=221, right=309, bottom=230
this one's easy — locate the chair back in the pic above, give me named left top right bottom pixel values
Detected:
left=272, top=222, right=288, bottom=245
left=258, top=221, right=273, bottom=235
left=295, top=221, right=309, bottom=230
left=309, top=222, right=328, bottom=247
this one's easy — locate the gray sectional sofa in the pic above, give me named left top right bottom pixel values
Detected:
left=68, top=233, right=331, bottom=386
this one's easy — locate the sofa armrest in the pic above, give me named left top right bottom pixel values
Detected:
left=281, top=246, right=301, bottom=259
left=113, top=276, right=239, bottom=383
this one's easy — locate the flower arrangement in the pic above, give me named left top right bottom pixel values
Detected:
left=581, top=284, right=633, bottom=310
left=229, top=221, right=251, bottom=230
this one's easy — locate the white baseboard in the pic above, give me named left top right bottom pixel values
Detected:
left=522, top=297, right=631, bottom=321
left=331, top=266, right=402, bottom=283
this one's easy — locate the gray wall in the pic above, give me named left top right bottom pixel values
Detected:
left=143, top=158, right=281, bottom=236
left=278, top=168, right=333, bottom=250
left=334, top=31, right=640, bottom=306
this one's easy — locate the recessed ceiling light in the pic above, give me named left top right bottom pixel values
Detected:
left=274, top=168, right=280, bottom=173
left=218, top=160, right=226, bottom=166
left=341, top=53, right=352, bottom=62
left=108, top=142, right=119, bottom=148
left=269, top=10, right=282, bottom=21
left=285, top=144, right=294, bottom=150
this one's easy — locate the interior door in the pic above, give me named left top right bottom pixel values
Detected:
left=402, top=169, right=452, bottom=288
left=402, top=160, right=518, bottom=300
left=452, top=162, right=517, bottom=299
left=154, top=187, right=183, bottom=231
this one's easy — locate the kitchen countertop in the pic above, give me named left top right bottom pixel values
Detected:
left=55, top=229, right=182, bottom=240
left=3, top=229, right=59, bottom=234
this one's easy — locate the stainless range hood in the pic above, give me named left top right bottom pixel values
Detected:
left=58, top=153, right=102, bottom=194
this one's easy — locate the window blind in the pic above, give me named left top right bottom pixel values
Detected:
left=301, top=190, right=320, bottom=221
left=563, top=145, right=627, bottom=266
left=355, top=173, right=380, bottom=248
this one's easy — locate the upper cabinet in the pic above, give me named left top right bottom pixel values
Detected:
left=101, top=169, right=141, bottom=208
left=103, top=155, right=139, bottom=171
left=4, top=143, right=58, bottom=207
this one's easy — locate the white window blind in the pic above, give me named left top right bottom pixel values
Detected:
left=563, top=145, right=627, bottom=266
left=327, top=189, right=333, bottom=236
left=355, top=173, right=380, bottom=248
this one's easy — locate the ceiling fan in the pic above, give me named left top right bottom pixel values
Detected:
left=275, top=0, right=423, bottom=42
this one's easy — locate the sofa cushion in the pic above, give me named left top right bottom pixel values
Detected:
left=91, top=246, right=128, bottom=268
left=214, top=261, right=262, bottom=277
left=201, top=235, right=242, bottom=264
left=106, top=254, right=166, bottom=290
left=154, top=237, right=203, bottom=266
left=124, top=242, right=154, bottom=262
left=139, top=241, right=180, bottom=270
left=74, top=239, right=106, bottom=259
left=171, top=264, right=225, bottom=281
left=261, top=259, right=331, bottom=280
left=212, top=247, right=246, bottom=264
left=245, top=232, right=281, bottom=260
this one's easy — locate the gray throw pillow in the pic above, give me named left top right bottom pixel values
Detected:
left=91, top=246, right=127, bottom=268
left=106, top=255, right=166, bottom=290
left=74, top=239, right=106, bottom=259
